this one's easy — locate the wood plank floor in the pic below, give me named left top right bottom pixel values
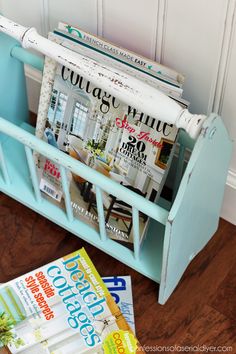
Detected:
left=0, top=192, right=236, bottom=352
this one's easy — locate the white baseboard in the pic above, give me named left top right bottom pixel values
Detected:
left=221, top=170, right=236, bottom=225
left=24, top=65, right=42, bottom=84
left=24, top=66, right=42, bottom=114
left=226, top=169, right=236, bottom=189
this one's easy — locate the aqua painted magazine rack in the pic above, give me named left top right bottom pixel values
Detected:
left=0, top=16, right=232, bottom=304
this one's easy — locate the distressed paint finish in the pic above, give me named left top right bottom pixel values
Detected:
left=0, top=141, right=10, bottom=185
left=95, top=185, right=108, bottom=242
left=0, top=15, right=206, bottom=139
left=24, top=145, right=42, bottom=202
left=59, top=165, right=74, bottom=222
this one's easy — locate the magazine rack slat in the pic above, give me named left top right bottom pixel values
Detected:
left=0, top=29, right=232, bottom=304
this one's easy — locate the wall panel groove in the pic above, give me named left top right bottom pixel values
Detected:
left=219, top=0, right=236, bottom=175
left=218, top=1, right=236, bottom=115
left=209, top=0, right=236, bottom=115
left=0, top=0, right=42, bottom=33
left=155, top=0, right=167, bottom=63
left=97, top=0, right=103, bottom=36
left=48, top=0, right=98, bottom=34
left=149, top=0, right=159, bottom=61
left=40, top=0, right=49, bottom=36
left=160, top=0, right=228, bottom=114
left=102, top=0, right=159, bottom=59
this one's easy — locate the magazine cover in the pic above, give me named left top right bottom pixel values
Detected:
left=103, top=277, right=134, bottom=333
left=37, top=60, right=179, bottom=244
left=0, top=249, right=143, bottom=353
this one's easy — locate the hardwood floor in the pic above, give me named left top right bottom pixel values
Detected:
left=0, top=192, right=236, bottom=352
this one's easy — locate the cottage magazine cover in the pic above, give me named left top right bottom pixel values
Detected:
left=0, top=248, right=142, bottom=353
left=37, top=61, right=179, bottom=244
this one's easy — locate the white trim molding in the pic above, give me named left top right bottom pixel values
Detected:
left=155, top=0, right=167, bottom=63
left=149, top=0, right=159, bottom=61
left=40, top=0, right=49, bottom=36
left=209, top=0, right=236, bottom=115
left=222, top=170, right=236, bottom=225
left=221, top=183, right=236, bottom=225
left=97, top=0, right=103, bottom=36
left=24, top=67, right=42, bottom=113
left=24, top=65, right=43, bottom=84
left=226, top=169, right=236, bottom=189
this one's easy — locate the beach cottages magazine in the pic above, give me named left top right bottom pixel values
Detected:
left=0, top=248, right=142, bottom=353
left=36, top=25, right=187, bottom=245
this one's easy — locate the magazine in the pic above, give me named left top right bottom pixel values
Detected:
left=52, top=29, right=184, bottom=99
left=35, top=28, right=188, bottom=142
left=57, top=22, right=184, bottom=86
left=37, top=63, right=179, bottom=244
left=36, top=28, right=188, bottom=244
left=103, top=276, right=134, bottom=333
left=0, top=248, right=142, bottom=353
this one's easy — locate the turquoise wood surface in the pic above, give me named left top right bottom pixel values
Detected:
left=0, top=117, right=169, bottom=226
left=24, top=145, right=42, bottom=203
left=0, top=33, right=28, bottom=134
left=11, top=46, right=44, bottom=71
left=159, top=114, right=232, bottom=304
left=59, top=164, right=74, bottom=222
left=0, top=141, right=10, bottom=184
left=0, top=122, right=165, bottom=282
left=0, top=33, right=232, bottom=303
left=95, top=185, right=108, bottom=241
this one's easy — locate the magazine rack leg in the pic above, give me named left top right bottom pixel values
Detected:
left=0, top=33, right=28, bottom=135
left=159, top=114, right=232, bottom=304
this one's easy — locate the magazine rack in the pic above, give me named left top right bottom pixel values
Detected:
left=0, top=16, right=232, bottom=304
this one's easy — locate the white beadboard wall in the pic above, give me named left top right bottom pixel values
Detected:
left=0, top=0, right=236, bottom=224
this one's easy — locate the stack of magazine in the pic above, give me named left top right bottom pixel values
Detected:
left=35, top=22, right=188, bottom=246
left=0, top=249, right=139, bottom=353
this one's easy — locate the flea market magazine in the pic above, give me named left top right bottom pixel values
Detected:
left=103, top=276, right=135, bottom=333
left=0, top=248, right=142, bottom=353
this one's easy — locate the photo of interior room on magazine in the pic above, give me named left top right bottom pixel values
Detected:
left=39, top=65, right=178, bottom=244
